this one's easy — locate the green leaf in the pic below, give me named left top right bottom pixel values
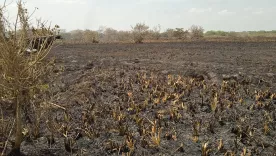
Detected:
left=40, top=84, right=49, bottom=91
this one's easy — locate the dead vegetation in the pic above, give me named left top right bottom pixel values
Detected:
left=59, top=25, right=276, bottom=44
left=39, top=65, right=275, bottom=155
left=13, top=40, right=273, bottom=155
left=131, top=23, right=149, bottom=43
left=0, top=1, right=59, bottom=155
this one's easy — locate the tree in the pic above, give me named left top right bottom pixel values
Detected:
left=189, top=25, right=204, bottom=39
left=59, top=31, right=72, bottom=40
left=163, top=28, right=175, bottom=39
left=131, top=23, right=149, bottom=43
left=117, top=30, right=132, bottom=42
left=103, top=27, right=118, bottom=42
left=83, top=29, right=99, bottom=43
left=70, top=29, right=84, bottom=42
left=0, top=8, right=5, bottom=39
left=173, top=28, right=184, bottom=39
left=172, top=28, right=189, bottom=40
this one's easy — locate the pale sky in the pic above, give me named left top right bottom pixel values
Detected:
left=2, top=0, right=276, bottom=32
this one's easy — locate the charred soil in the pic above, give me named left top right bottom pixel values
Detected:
left=2, top=41, right=276, bottom=155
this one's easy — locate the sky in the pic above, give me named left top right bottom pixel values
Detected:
left=2, top=0, right=276, bottom=32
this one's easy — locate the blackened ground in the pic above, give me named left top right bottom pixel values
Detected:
left=50, top=42, right=276, bottom=90
left=9, top=41, right=276, bottom=155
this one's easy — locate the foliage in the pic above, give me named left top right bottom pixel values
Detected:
left=205, top=30, right=228, bottom=36
left=205, top=30, right=276, bottom=39
left=162, top=28, right=175, bottom=39
left=59, top=25, right=276, bottom=43
left=173, top=28, right=189, bottom=39
left=174, top=28, right=184, bottom=39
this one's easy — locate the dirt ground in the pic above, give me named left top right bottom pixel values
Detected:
left=4, top=41, right=276, bottom=155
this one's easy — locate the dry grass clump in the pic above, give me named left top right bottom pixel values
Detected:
left=50, top=67, right=275, bottom=155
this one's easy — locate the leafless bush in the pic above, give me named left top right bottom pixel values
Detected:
left=0, top=1, right=57, bottom=155
left=131, top=23, right=149, bottom=43
left=101, top=27, right=118, bottom=42
left=148, top=24, right=161, bottom=40
left=117, top=30, right=132, bottom=42
left=69, top=29, right=84, bottom=42
left=63, top=29, right=99, bottom=44
left=60, top=28, right=133, bottom=43
left=96, top=27, right=132, bottom=43
left=190, top=25, right=204, bottom=39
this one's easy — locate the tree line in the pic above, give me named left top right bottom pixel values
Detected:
left=59, top=23, right=276, bottom=43
left=60, top=23, right=204, bottom=43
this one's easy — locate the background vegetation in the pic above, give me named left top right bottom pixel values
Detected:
left=59, top=24, right=276, bottom=43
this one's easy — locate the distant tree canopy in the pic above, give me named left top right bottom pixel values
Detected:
left=58, top=24, right=276, bottom=43
left=205, top=30, right=276, bottom=38
left=60, top=29, right=99, bottom=43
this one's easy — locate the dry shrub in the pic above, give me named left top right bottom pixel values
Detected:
left=0, top=1, right=57, bottom=155
left=148, top=24, right=161, bottom=40
left=173, top=28, right=189, bottom=40
left=163, top=28, right=175, bottom=39
left=190, top=25, right=204, bottom=39
left=131, top=23, right=149, bottom=43
left=68, top=29, right=99, bottom=43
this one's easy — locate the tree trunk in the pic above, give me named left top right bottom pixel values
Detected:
left=15, top=98, right=22, bottom=149
left=8, top=95, right=23, bottom=156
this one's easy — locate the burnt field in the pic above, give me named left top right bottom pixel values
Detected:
left=14, top=42, right=276, bottom=155
left=51, top=41, right=276, bottom=89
